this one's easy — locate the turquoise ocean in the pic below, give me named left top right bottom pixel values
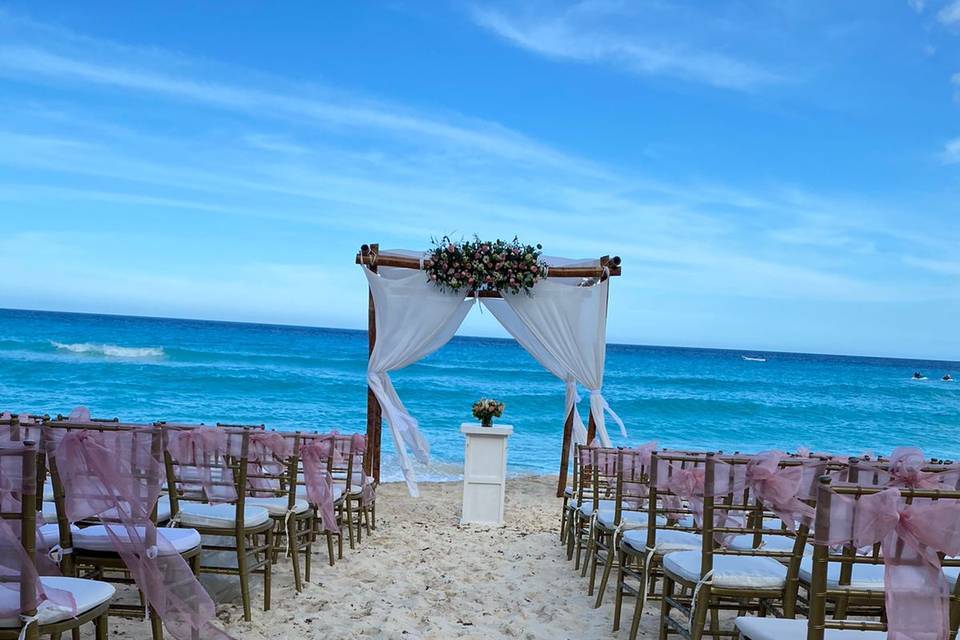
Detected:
left=1, top=308, right=958, bottom=481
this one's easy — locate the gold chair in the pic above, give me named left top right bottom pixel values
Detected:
left=0, top=440, right=113, bottom=640
left=163, top=425, right=274, bottom=623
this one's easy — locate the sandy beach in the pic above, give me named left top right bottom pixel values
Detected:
left=102, top=475, right=658, bottom=640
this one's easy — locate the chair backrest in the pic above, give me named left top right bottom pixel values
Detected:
left=588, top=447, right=620, bottom=513
left=0, top=441, right=39, bottom=640
left=162, top=424, right=249, bottom=523
left=646, top=450, right=708, bottom=545
left=612, top=447, right=653, bottom=526
left=806, top=479, right=960, bottom=640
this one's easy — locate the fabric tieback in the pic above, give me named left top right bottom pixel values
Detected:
left=745, top=451, right=815, bottom=531
left=18, top=613, right=39, bottom=640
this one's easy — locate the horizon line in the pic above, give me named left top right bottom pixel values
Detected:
left=1, top=305, right=957, bottom=367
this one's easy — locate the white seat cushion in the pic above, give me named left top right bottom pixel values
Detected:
left=0, top=576, right=115, bottom=628
left=563, top=486, right=573, bottom=497
left=177, top=502, right=270, bottom=529
left=576, top=499, right=616, bottom=517
left=622, top=528, right=702, bottom=554
left=42, top=501, right=57, bottom=524
left=74, top=526, right=201, bottom=555
left=295, top=485, right=344, bottom=502
left=798, top=557, right=886, bottom=589
left=38, top=523, right=79, bottom=548
left=663, top=551, right=787, bottom=589
left=245, top=497, right=310, bottom=516
left=728, top=534, right=812, bottom=556
left=736, top=617, right=886, bottom=640
left=46, top=496, right=173, bottom=524
left=43, top=480, right=54, bottom=502
left=597, top=509, right=666, bottom=529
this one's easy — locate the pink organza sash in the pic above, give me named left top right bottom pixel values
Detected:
left=745, top=451, right=815, bottom=530
left=166, top=428, right=236, bottom=503
left=300, top=436, right=337, bottom=532
left=818, top=487, right=960, bottom=640
left=0, top=445, right=76, bottom=622
left=52, top=428, right=232, bottom=640
left=349, top=435, right=374, bottom=506
left=245, top=431, right=290, bottom=493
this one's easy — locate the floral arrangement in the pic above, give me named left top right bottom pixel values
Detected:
left=472, top=398, right=505, bottom=427
left=426, top=236, right=548, bottom=295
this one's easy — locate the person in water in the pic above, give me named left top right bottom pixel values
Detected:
left=913, top=372, right=924, bottom=379
left=945, top=374, right=954, bottom=382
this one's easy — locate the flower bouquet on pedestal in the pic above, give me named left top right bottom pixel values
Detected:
left=472, top=398, right=505, bottom=427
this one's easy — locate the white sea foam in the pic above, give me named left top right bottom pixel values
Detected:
left=50, top=341, right=164, bottom=358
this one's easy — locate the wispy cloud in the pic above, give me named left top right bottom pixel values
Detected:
left=943, top=137, right=960, bottom=163
left=468, top=3, right=781, bottom=90
left=938, top=0, right=960, bottom=25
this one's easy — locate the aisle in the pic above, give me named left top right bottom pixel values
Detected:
left=104, top=477, right=661, bottom=639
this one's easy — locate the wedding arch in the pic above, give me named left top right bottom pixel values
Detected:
left=355, top=242, right=624, bottom=497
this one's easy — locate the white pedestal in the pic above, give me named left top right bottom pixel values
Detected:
left=460, top=423, right=513, bottom=526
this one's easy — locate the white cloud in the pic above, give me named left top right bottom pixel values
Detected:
left=909, top=0, right=926, bottom=13
left=943, top=137, right=960, bottom=163
left=938, top=0, right=960, bottom=25
left=469, top=4, right=780, bottom=90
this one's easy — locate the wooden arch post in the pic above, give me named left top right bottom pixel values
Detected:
left=363, top=244, right=382, bottom=482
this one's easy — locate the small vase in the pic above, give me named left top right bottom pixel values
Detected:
left=481, top=417, right=493, bottom=427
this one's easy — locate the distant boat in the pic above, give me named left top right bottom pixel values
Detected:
left=741, top=355, right=767, bottom=362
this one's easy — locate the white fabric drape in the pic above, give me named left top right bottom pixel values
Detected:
left=481, top=299, right=588, bottom=446
left=364, top=263, right=474, bottom=496
left=500, top=277, right=625, bottom=447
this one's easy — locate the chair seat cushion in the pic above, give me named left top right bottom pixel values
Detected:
left=622, top=528, right=702, bottom=554
left=296, top=485, right=344, bottom=503
left=597, top=509, right=666, bottom=529
left=45, top=497, right=173, bottom=524
left=74, top=526, right=202, bottom=555
left=39, top=523, right=81, bottom=548
left=0, top=576, right=115, bottom=628
left=177, top=502, right=270, bottom=529
left=735, top=617, right=886, bottom=640
left=563, top=486, right=573, bottom=497
left=576, top=499, right=616, bottom=517
left=663, top=551, right=787, bottom=589
left=245, top=497, right=310, bottom=516
left=798, top=557, right=886, bottom=589
left=728, top=534, right=812, bottom=556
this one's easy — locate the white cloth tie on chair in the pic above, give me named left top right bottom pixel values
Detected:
left=145, top=544, right=158, bottom=560
left=689, top=569, right=715, bottom=635
left=18, top=613, right=39, bottom=640
left=47, top=544, right=72, bottom=565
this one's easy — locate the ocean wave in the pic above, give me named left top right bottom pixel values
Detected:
left=50, top=341, right=165, bottom=358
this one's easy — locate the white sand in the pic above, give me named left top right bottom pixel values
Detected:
left=105, top=476, right=661, bottom=639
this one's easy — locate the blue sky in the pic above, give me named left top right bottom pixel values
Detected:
left=0, top=1, right=958, bottom=360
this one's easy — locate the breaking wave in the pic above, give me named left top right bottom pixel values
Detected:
left=50, top=341, right=165, bottom=358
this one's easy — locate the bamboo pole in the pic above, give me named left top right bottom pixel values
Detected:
left=363, top=243, right=383, bottom=482
left=355, top=248, right=621, bottom=279
left=557, top=405, right=576, bottom=497
left=587, top=410, right=597, bottom=445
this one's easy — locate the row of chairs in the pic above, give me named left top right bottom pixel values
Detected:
left=560, top=443, right=960, bottom=639
left=0, top=410, right=378, bottom=639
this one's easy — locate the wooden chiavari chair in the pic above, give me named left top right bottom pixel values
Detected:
left=44, top=423, right=203, bottom=640
left=0, top=440, right=113, bottom=640
left=566, top=445, right=616, bottom=569
left=218, top=426, right=314, bottom=593
left=332, top=434, right=375, bottom=549
left=657, top=453, right=813, bottom=640
left=615, top=450, right=705, bottom=638
left=591, top=446, right=656, bottom=607
left=736, top=478, right=960, bottom=640
left=162, top=425, right=274, bottom=623
left=289, top=431, right=344, bottom=567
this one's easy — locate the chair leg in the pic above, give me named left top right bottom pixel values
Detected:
left=288, top=516, right=302, bottom=592
left=595, top=536, right=616, bottom=607
left=613, top=548, right=626, bottom=631
left=149, top=604, right=163, bottom=640
left=345, top=500, right=356, bottom=550
left=370, top=501, right=376, bottom=530
left=304, top=520, right=313, bottom=583
left=690, top=585, right=710, bottom=640
left=263, top=529, right=273, bottom=612
left=72, top=627, right=80, bottom=640
left=657, top=576, right=674, bottom=640
left=326, top=531, right=336, bottom=566
left=95, top=613, right=108, bottom=640
left=236, top=531, right=252, bottom=622
left=582, top=526, right=596, bottom=579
